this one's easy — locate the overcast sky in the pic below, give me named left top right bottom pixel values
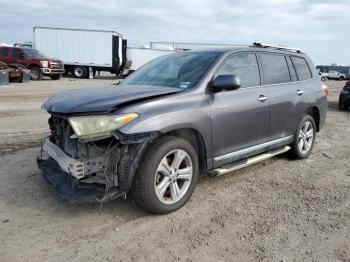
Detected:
left=1, top=0, right=349, bottom=65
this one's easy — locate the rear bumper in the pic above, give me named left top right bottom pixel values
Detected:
left=41, top=68, right=65, bottom=75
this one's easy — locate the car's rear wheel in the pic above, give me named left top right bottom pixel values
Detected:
left=291, top=114, right=316, bottom=159
left=72, top=66, right=87, bottom=78
left=132, top=136, right=199, bottom=214
left=30, top=67, right=42, bottom=80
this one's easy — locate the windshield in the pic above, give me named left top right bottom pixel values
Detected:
left=123, top=51, right=222, bottom=89
left=24, top=49, right=44, bottom=57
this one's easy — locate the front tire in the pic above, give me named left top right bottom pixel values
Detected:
left=132, top=136, right=199, bottom=214
left=30, top=67, right=42, bottom=80
left=291, top=114, right=316, bottom=159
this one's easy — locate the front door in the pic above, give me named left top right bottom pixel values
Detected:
left=209, top=52, right=269, bottom=168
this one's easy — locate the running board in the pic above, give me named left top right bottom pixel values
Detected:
left=209, top=146, right=291, bottom=176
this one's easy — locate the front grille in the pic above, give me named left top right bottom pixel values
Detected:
left=50, top=61, right=63, bottom=69
left=49, top=116, right=77, bottom=157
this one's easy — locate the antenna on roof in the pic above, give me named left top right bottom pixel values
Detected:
left=252, top=42, right=302, bottom=53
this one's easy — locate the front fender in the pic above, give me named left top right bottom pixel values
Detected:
left=119, top=105, right=212, bottom=160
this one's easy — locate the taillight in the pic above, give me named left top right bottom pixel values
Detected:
left=322, top=83, right=329, bottom=96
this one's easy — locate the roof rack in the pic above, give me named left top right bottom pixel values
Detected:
left=252, top=42, right=302, bottom=53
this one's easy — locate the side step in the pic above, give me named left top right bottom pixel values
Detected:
left=209, top=146, right=291, bottom=176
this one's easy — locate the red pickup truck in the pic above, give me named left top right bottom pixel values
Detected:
left=0, top=46, right=64, bottom=80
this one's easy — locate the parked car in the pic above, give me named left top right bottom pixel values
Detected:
left=0, top=46, right=64, bottom=80
left=327, top=70, right=345, bottom=80
left=0, top=61, right=29, bottom=82
left=37, top=43, right=327, bottom=213
left=317, top=70, right=328, bottom=81
left=338, top=80, right=350, bottom=110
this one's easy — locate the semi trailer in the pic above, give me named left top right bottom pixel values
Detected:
left=33, top=27, right=127, bottom=78
left=33, top=27, right=175, bottom=78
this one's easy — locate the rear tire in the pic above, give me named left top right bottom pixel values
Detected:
left=290, top=114, right=316, bottom=159
left=72, top=66, right=87, bottom=78
left=30, top=67, right=42, bottom=80
left=132, top=136, right=199, bottom=214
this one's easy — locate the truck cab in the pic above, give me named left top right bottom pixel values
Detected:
left=0, top=46, right=64, bottom=80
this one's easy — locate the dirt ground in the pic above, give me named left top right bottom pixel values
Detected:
left=0, top=77, right=349, bottom=262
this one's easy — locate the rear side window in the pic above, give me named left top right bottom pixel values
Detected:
left=292, top=56, right=312, bottom=80
left=11, top=48, right=23, bottom=59
left=286, top=57, right=298, bottom=81
left=261, top=54, right=291, bottom=85
left=216, top=53, right=260, bottom=88
left=0, top=47, right=9, bottom=57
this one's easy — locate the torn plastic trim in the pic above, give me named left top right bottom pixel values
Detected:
left=113, top=130, right=161, bottom=144
left=37, top=158, right=124, bottom=204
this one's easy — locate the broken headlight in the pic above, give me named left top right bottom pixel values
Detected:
left=68, top=113, right=139, bottom=141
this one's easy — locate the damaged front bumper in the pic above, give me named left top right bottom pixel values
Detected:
left=37, top=158, right=122, bottom=203
left=37, top=131, right=159, bottom=203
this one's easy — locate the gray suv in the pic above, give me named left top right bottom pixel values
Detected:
left=37, top=43, right=327, bottom=213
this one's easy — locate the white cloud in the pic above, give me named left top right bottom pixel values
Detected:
left=0, top=0, right=349, bottom=64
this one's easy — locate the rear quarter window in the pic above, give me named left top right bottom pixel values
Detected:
left=292, top=56, right=312, bottom=81
left=260, top=53, right=291, bottom=85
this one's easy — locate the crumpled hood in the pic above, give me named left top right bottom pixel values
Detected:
left=42, top=84, right=183, bottom=114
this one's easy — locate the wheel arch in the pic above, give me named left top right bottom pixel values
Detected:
left=305, top=106, right=320, bottom=132
left=164, top=128, right=208, bottom=173
left=27, top=63, right=40, bottom=69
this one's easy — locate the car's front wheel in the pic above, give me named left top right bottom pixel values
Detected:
left=30, top=67, right=42, bottom=80
left=291, top=114, right=316, bottom=159
left=132, top=136, right=199, bottom=214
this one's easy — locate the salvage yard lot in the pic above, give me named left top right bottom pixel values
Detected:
left=0, top=78, right=349, bottom=261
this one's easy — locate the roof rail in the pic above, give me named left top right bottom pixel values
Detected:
left=252, top=42, right=302, bottom=53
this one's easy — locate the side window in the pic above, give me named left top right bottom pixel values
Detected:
left=286, top=57, right=298, bottom=81
left=260, top=54, right=291, bottom=85
left=216, top=53, right=260, bottom=88
left=0, top=47, right=9, bottom=57
left=292, top=56, right=312, bottom=81
left=11, top=48, right=23, bottom=59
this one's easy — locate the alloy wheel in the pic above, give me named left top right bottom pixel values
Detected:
left=154, top=149, right=193, bottom=205
left=298, top=121, right=314, bottom=154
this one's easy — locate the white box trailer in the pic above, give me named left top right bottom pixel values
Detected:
left=124, top=47, right=174, bottom=73
left=33, top=27, right=126, bottom=78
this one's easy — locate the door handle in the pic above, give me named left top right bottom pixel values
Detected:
left=257, top=95, right=268, bottom=102
left=297, top=90, right=304, bottom=96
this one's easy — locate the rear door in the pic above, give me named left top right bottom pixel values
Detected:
left=11, top=48, right=29, bottom=66
left=259, top=53, right=297, bottom=144
left=209, top=52, right=270, bottom=167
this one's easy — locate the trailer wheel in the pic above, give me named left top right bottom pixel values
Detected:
left=72, top=66, right=87, bottom=78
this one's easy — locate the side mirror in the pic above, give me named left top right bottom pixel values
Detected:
left=211, top=74, right=241, bottom=92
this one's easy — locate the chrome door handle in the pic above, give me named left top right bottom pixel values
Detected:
left=258, top=95, right=268, bottom=102
left=297, top=90, right=304, bottom=96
